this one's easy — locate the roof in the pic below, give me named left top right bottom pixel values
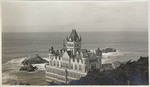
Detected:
left=62, top=51, right=70, bottom=61
left=78, top=49, right=89, bottom=58
left=58, top=52, right=64, bottom=57
left=112, top=61, right=122, bottom=68
left=97, top=47, right=101, bottom=52
left=74, top=54, right=83, bottom=62
left=69, top=30, right=80, bottom=41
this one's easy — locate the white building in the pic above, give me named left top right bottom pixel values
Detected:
left=45, top=30, right=102, bottom=84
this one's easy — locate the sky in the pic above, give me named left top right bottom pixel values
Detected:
left=2, top=1, right=148, bottom=32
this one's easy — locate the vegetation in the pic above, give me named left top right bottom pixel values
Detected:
left=69, top=56, right=148, bottom=85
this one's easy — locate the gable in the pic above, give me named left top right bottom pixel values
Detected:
left=62, top=51, right=70, bottom=61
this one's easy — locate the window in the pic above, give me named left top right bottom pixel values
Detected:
left=54, top=61, right=55, bottom=66
left=75, top=65, right=77, bottom=70
left=72, top=73, right=74, bottom=77
left=70, top=73, right=73, bottom=77
left=67, top=44, right=74, bottom=47
left=85, top=66, right=88, bottom=72
left=57, top=61, right=59, bottom=66
left=66, top=64, right=69, bottom=68
left=61, top=63, right=65, bottom=68
left=70, top=64, right=73, bottom=69
left=79, top=65, right=82, bottom=71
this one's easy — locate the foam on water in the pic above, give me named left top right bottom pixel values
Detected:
left=102, top=51, right=124, bottom=64
left=4, top=57, right=26, bottom=70
left=33, top=57, right=49, bottom=71
left=32, top=64, right=47, bottom=70
left=2, top=57, right=27, bottom=84
left=2, top=57, right=50, bottom=84
left=32, top=57, right=49, bottom=70
left=2, top=72, right=18, bottom=83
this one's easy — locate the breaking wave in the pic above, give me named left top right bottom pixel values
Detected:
left=102, top=51, right=124, bottom=64
left=2, top=57, right=27, bottom=84
left=2, top=57, right=49, bottom=84
left=2, top=72, right=18, bottom=84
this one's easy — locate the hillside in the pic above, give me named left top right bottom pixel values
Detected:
left=69, top=56, right=148, bottom=85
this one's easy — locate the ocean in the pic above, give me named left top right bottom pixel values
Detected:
left=2, top=32, right=148, bottom=85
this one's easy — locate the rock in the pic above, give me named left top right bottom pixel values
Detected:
left=19, top=64, right=38, bottom=72
left=22, top=54, right=48, bottom=65
left=102, top=48, right=116, bottom=53
left=20, top=54, right=47, bottom=72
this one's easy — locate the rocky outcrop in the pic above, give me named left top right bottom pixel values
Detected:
left=22, top=54, right=48, bottom=65
left=102, top=48, right=116, bottom=53
left=19, top=64, right=38, bottom=72
left=20, top=54, right=48, bottom=72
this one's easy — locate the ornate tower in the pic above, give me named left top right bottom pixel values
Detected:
left=65, top=29, right=81, bottom=55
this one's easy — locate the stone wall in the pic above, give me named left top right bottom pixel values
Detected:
left=45, top=65, right=86, bottom=83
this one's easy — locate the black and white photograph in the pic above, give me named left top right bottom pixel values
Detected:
left=1, top=0, right=149, bottom=86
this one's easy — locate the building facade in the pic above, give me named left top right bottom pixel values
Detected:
left=45, top=30, right=102, bottom=84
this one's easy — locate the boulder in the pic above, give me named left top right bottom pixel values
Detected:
left=102, top=48, right=116, bottom=53
left=22, top=54, right=48, bottom=65
left=19, top=64, right=38, bottom=72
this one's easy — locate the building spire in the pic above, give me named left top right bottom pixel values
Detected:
left=51, top=46, right=54, bottom=50
left=63, top=39, right=66, bottom=49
